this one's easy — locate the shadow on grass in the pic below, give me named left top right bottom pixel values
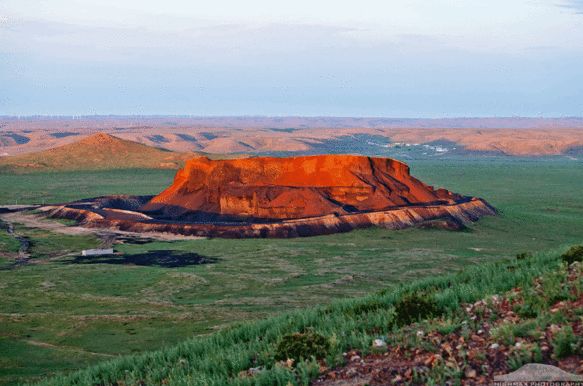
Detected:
left=69, top=250, right=218, bottom=268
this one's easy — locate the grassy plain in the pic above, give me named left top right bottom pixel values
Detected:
left=30, top=243, right=583, bottom=385
left=0, top=169, right=174, bottom=204
left=0, top=158, right=582, bottom=384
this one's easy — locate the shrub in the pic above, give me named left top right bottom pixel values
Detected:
left=552, top=326, right=581, bottom=359
left=561, top=245, right=583, bottom=265
left=490, top=323, right=516, bottom=346
left=394, top=293, right=441, bottom=326
left=275, top=329, right=330, bottom=363
left=516, top=252, right=532, bottom=260
left=349, top=299, right=386, bottom=315
left=507, top=345, right=544, bottom=371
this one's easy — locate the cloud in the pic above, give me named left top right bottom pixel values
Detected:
left=0, top=17, right=447, bottom=67
left=2, top=4, right=583, bottom=116
left=559, top=0, right=583, bottom=13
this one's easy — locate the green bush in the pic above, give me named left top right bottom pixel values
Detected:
left=507, top=345, right=544, bottom=371
left=561, top=245, right=583, bottom=265
left=516, top=252, right=532, bottom=260
left=275, top=329, right=330, bottom=363
left=552, top=326, right=581, bottom=359
left=394, top=293, right=441, bottom=326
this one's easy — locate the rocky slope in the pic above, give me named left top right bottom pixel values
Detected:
left=315, top=261, right=583, bottom=385
left=46, top=155, right=495, bottom=238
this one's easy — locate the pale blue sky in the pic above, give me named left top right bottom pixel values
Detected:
left=1, top=0, right=582, bottom=116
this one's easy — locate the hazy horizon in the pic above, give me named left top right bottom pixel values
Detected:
left=2, top=0, right=583, bottom=117
left=3, top=115, right=583, bottom=120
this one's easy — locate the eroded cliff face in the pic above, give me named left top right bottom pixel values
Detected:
left=45, top=155, right=496, bottom=238
left=141, top=155, right=461, bottom=220
left=47, top=198, right=495, bottom=238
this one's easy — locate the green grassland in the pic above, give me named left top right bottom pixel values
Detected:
left=0, top=158, right=582, bottom=384
left=0, top=169, right=174, bottom=204
left=0, top=221, right=20, bottom=259
left=29, top=243, right=583, bottom=385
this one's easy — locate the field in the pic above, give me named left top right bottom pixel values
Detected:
left=1, top=158, right=582, bottom=385
left=0, top=169, right=174, bottom=205
left=26, top=238, right=583, bottom=385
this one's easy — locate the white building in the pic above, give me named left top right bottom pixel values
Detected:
left=81, top=248, right=114, bottom=257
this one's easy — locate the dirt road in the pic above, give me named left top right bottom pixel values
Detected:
left=0, top=209, right=203, bottom=242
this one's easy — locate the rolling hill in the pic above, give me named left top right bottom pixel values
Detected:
left=2, top=117, right=583, bottom=157
left=0, top=133, right=199, bottom=172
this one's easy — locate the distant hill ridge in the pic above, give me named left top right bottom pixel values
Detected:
left=3, top=121, right=583, bottom=156
left=0, top=133, right=197, bottom=172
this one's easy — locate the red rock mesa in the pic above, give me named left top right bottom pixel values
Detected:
left=143, top=155, right=461, bottom=220
left=47, top=155, right=495, bottom=237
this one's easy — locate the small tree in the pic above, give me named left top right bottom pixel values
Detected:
left=561, top=245, right=583, bottom=265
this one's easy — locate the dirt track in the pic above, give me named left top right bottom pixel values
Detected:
left=0, top=210, right=203, bottom=242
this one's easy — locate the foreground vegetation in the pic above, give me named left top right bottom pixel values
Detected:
left=1, top=158, right=582, bottom=384
left=30, top=246, right=583, bottom=385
